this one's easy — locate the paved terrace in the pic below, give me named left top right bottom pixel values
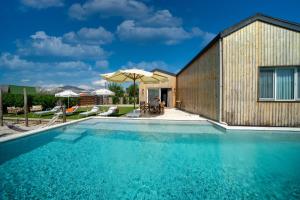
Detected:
left=2, top=107, right=298, bottom=140
left=0, top=108, right=205, bottom=138
left=136, top=108, right=205, bottom=120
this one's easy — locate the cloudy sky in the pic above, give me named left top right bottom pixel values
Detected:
left=0, top=0, right=299, bottom=89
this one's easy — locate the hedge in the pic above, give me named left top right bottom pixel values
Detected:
left=2, top=93, right=79, bottom=113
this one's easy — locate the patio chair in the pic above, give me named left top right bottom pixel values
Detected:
left=79, top=106, right=100, bottom=117
left=30, top=105, right=43, bottom=112
left=98, top=106, right=118, bottom=116
left=126, top=109, right=141, bottom=118
left=149, top=100, right=160, bottom=114
left=7, top=107, right=24, bottom=115
left=4, top=122, right=27, bottom=132
left=56, top=105, right=79, bottom=116
left=34, top=106, right=61, bottom=116
left=160, top=101, right=165, bottom=113
left=139, top=101, right=148, bottom=113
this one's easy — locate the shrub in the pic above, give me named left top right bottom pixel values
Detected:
left=31, top=94, right=58, bottom=109
left=2, top=93, right=62, bottom=113
left=62, top=98, right=79, bottom=107
left=2, top=94, right=24, bottom=112
left=112, top=96, right=120, bottom=104
left=123, top=97, right=127, bottom=104
left=109, top=83, right=124, bottom=105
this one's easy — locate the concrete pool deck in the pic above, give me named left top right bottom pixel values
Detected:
left=134, top=108, right=206, bottom=121
left=1, top=108, right=300, bottom=143
left=0, top=108, right=205, bottom=136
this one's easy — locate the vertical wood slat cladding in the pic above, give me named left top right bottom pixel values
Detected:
left=79, top=96, right=99, bottom=106
left=222, top=21, right=300, bottom=126
left=176, top=43, right=220, bottom=120
left=139, top=71, right=176, bottom=107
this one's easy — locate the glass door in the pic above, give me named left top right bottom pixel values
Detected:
left=148, top=88, right=160, bottom=103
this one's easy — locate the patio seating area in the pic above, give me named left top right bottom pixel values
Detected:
left=139, top=100, right=165, bottom=114
left=138, top=108, right=205, bottom=120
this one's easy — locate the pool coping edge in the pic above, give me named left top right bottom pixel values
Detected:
left=1, top=117, right=300, bottom=143
left=0, top=117, right=93, bottom=143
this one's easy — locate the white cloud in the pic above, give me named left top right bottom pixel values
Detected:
left=67, top=0, right=215, bottom=45
left=68, top=0, right=181, bottom=28
left=95, top=60, right=109, bottom=69
left=21, top=79, right=30, bottom=83
left=190, top=27, right=216, bottom=45
left=63, top=26, right=114, bottom=45
left=120, top=60, right=169, bottom=71
left=67, top=0, right=214, bottom=45
left=0, top=52, right=92, bottom=71
left=18, top=31, right=106, bottom=59
left=92, top=79, right=108, bottom=87
left=78, top=84, right=94, bottom=90
left=0, top=52, right=34, bottom=69
left=68, top=0, right=149, bottom=20
left=21, top=0, right=64, bottom=9
left=116, top=20, right=213, bottom=45
left=140, top=10, right=182, bottom=27
left=39, top=83, right=64, bottom=88
left=0, top=53, right=104, bottom=88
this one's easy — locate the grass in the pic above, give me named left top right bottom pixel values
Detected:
left=111, top=106, right=135, bottom=117
left=4, top=105, right=135, bottom=120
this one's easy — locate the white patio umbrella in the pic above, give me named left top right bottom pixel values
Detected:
left=101, top=68, right=168, bottom=108
left=55, top=90, right=80, bottom=108
left=92, top=88, right=115, bottom=105
left=92, top=89, right=115, bottom=96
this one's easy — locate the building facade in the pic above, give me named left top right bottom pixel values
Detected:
left=176, top=14, right=300, bottom=126
left=139, top=69, right=176, bottom=107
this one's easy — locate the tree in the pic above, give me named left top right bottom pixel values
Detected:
left=127, top=84, right=139, bottom=104
left=127, top=84, right=139, bottom=97
left=108, top=83, right=125, bottom=104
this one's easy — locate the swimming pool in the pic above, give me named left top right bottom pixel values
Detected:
left=1, top=119, right=300, bottom=199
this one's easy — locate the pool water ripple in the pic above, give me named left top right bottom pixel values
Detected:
left=1, top=119, right=300, bottom=199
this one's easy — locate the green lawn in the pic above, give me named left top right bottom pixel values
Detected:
left=4, top=105, right=135, bottom=120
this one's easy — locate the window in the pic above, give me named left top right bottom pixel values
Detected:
left=276, top=69, right=294, bottom=100
left=148, top=88, right=159, bottom=103
left=259, top=67, right=300, bottom=101
left=259, top=68, right=274, bottom=99
left=298, top=68, right=300, bottom=99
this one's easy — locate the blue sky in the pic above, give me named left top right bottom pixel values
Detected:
left=0, top=0, right=299, bottom=89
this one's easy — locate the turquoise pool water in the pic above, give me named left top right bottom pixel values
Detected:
left=1, top=119, right=300, bottom=199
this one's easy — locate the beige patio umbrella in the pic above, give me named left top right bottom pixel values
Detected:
left=55, top=90, right=80, bottom=108
left=101, top=69, right=168, bottom=108
left=92, top=88, right=115, bottom=96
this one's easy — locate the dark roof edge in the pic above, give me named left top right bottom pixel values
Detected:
left=151, top=68, right=176, bottom=76
left=221, top=13, right=300, bottom=37
left=176, top=34, right=220, bottom=76
left=177, top=13, right=300, bottom=76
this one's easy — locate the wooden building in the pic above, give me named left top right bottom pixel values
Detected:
left=79, top=93, right=103, bottom=106
left=176, top=14, right=300, bottom=127
left=139, top=69, right=176, bottom=107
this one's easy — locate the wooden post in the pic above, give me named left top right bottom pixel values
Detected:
left=133, top=74, right=136, bottom=109
left=63, top=105, right=66, bottom=123
left=24, top=88, right=28, bottom=127
left=0, top=89, right=3, bottom=126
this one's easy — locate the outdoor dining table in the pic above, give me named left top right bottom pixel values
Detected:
left=140, top=101, right=164, bottom=114
left=148, top=101, right=162, bottom=114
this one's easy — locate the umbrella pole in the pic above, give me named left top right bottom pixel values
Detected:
left=68, top=97, right=69, bottom=108
left=0, top=89, right=3, bottom=126
left=23, top=88, right=28, bottom=127
left=133, top=76, right=136, bottom=109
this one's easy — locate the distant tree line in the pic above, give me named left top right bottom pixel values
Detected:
left=2, top=93, right=78, bottom=113
left=1, top=83, right=139, bottom=113
left=108, top=83, right=139, bottom=104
